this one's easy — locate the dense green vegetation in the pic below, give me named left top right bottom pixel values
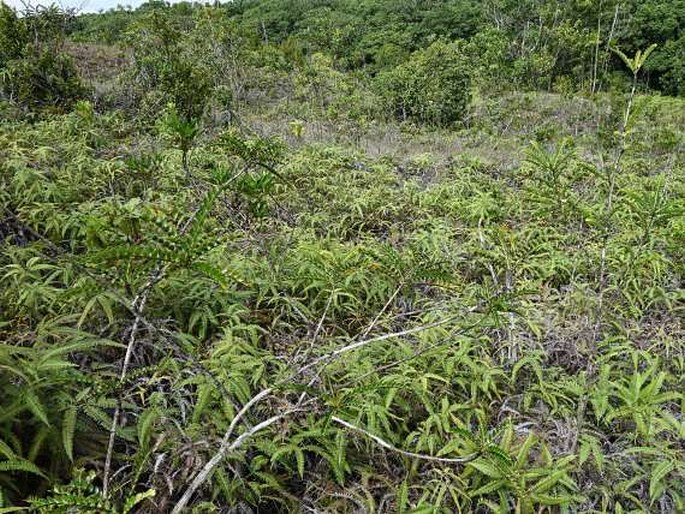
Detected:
left=69, top=0, right=685, bottom=96
left=1, top=1, right=684, bottom=512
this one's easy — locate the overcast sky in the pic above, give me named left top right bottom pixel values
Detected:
left=1, top=0, right=189, bottom=14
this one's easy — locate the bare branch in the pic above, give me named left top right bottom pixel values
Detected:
left=103, top=265, right=167, bottom=497
left=332, top=416, right=479, bottom=465
left=360, top=284, right=402, bottom=338
left=172, top=410, right=296, bottom=514
left=299, top=307, right=479, bottom=375
left=222, top=387, right=274, bottom=444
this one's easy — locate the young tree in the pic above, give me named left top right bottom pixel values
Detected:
left=0, top=4, right=86, bottom=112
left=377, top=40, right=471, bottom=127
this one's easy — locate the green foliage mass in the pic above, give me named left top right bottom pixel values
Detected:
left=125, top=10, right=213, bottom=121
left=1, top=2, right=685, bottom=514
left=0, top=5, right=87, bottom=113
left=377, top=41, right=471, bottom=126
left=70, top=0, right=685, bottom=98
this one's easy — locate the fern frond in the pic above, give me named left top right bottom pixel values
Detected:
left=0, top=460, right=46, bottom=478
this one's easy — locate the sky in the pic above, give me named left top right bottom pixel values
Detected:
left=1, top=0, right=190, bottom=14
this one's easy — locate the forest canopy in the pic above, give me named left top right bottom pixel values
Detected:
left=65, top=0, right=685, bottom=96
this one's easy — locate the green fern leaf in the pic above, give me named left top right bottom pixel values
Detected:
left=122, top=489, right=155, bottom=514
left=468, top=458, right=503, bottom=479
left=23, top=390, right=50, bottom=427
left=650, top=460, right=674, bottom=503
left=0, top=459, right=46, bottom=478
left=62, top=406, right=77, bottom=461
left=0, top=440, right=16, bottom=460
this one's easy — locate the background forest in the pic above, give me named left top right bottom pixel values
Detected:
left=1, top=0, right=684, bottom=512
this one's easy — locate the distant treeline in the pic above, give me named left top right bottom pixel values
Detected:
left=72, top=0, right=684, bottom=96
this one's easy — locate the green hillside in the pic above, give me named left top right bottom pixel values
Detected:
left=1, top=1, right=684, bottom=512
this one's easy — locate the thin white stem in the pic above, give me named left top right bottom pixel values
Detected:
left=222, top=387, right=273, bottom=445
left=103, top=267, right=163, bottom=498
left=360, top=284, right=402, bottom=338
left=332, top=416, right=479, bottom=465
left=312, top=294, right=333, bottom=342
left=299, top=312, right=468, bottom=375
left=172, top=411, right=292, bottom=514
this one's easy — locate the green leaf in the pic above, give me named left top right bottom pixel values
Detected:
left=295, top=446, right=305, bottom=479
left=530, top=469, right=571, bottom=494
left=470, top=478, right=509, bottom=497
left=122, top=489, right=155, bottom=514
left=62, top=406, right=77, bottom=461
left=469, top=459, right=503, bottom=479
left=191, top=261, right=229, bottom=288
left=0, top=459, right=46, bottom=478
left=515, top=432, right=537, bottom=468
left=0, top=440, right=16, bottom=460
left=398, top=479, right=410, bottom=514
left=23, top=390, right=50, bottom=427
left=529, top=493, right=582, bottom=506
left=650, top=460, right=674, bottom=503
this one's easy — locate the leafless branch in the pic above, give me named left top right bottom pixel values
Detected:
left=332, top=416, right=479, bottom=465
left=172, top=409, right=299, bottom=514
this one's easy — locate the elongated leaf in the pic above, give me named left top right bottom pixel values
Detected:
left=650, top=460, right=674, bottom=503
left=122, top=489, right=155, bottom=514
left=0, top=459, right=46, bottom=478
left=23, top=390, right=50, bottom=427
left=469, top=459, right=503, bottom=479
left=62, top=406, right=77, bottom=461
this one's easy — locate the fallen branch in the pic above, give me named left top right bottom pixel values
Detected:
left=300, top=310, right=472, bottom=375
left=103, top=265, right=166, bottom=497
left=332, top=416, right=479, bottom=465
left=172, top=409, right=298, bottom=514
left=172, top=304, right=483, bottom=510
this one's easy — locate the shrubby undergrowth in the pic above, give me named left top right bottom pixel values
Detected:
left=1, top=2, right=685, bottom=514
left=0, top=4, right=87, bottom=114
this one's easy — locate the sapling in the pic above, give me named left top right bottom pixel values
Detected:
left=159, top=103, right=200, bottom=177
